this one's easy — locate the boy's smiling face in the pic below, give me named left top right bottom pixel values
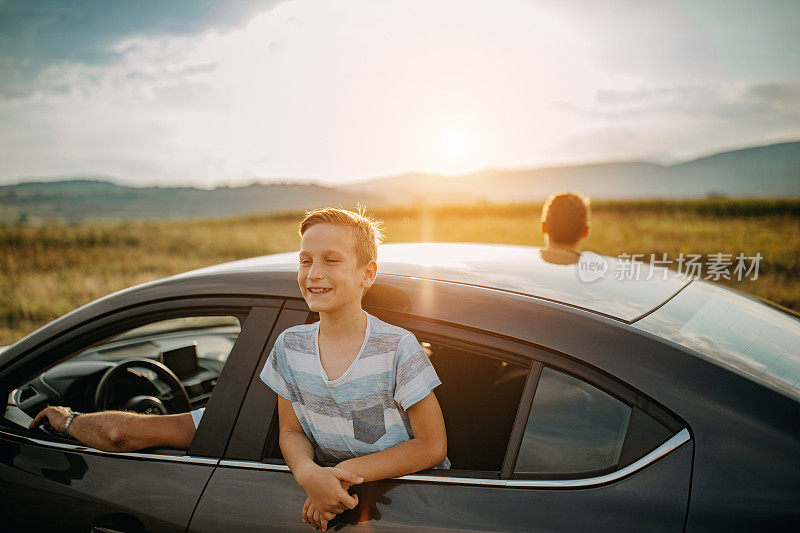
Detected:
left=298, top=223, right=376, bottom=313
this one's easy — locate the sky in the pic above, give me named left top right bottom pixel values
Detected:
left=0, top=0, right=798, bottom=187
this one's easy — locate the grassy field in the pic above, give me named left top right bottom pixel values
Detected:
left=1, top=198, right=798, bottom=345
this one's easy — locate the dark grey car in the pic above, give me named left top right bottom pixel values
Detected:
left=1, top=243, right=798, bottom=531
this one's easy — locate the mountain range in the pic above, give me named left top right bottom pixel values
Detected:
left=338, top=141, right=800, bottom=203
left=1, top=141, right=798, bottom=223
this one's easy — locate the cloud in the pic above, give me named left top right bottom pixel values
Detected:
left=549, top=81, right=800, bottom=164
left=0, top=0, right=278, bottom=97
left=553, top=82, right=800, bottom=130
left=0, top=19, right=241, bottom=185
left=2, top=0, right=592, bottom=184
left=0, top=0, right=799, bottom=186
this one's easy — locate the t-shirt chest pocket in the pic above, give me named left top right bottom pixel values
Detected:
left=353, top=404, right=386, bottom=444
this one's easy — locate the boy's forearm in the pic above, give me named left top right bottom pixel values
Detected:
left=337, top=435, right=445, bottom=482
left=279, top=429, right=319, bottom=483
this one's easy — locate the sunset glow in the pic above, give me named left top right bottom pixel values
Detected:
left=432, top=122, right=480, bottom=175
left=1, top=0, right=798, bottom=187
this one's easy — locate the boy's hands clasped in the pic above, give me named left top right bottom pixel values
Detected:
left=296, top=464, right=363, bottom=530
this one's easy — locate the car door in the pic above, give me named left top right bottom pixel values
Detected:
left=0, top=299, right=280, bottom=533
left=190, top=308, right=692, bottom=532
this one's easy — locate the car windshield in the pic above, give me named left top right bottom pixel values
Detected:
left=634, top=281, right=800, bottom=398
left=73, top=316, right=241, bottom=363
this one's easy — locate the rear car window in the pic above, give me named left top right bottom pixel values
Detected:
left=634, top=281, right=800, bottom=397
left=514, top=367, right=631, bottom=476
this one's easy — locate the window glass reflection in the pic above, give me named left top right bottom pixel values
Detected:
left=515, top=367, right=631, bottom=476
left=635, top=281, right=800, bottom=396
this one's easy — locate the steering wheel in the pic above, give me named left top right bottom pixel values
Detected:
left=94, top=358, right=191, bottom=414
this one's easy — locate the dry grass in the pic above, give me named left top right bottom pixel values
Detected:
left=1, top=199, right=798, bottom=345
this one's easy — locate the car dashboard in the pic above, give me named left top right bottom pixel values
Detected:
left=5, top=324, right=238, bottom=423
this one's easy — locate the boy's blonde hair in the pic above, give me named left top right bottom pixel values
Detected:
left=540, top=191, right=591, bottom=245
left=299, top=207, right=385, bottom=267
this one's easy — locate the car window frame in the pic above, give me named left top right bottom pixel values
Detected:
left=218, top=305, right=302, bottom=460
left=0, top=296, right=282, bottom=461
left=520, top=346, right=686, bottom=436
left=506, top=350, right=688, bottom=481
left=190, top=305, right=282, bottom=457
left=229, top=306, right=538, bottom=475
left=261, top=315, right=536, bottom=473
left=371, top=311, right=687, bottom=481
left=511, top=365, right=635, bottom=478
left=221, top=301, right=690, bottom=488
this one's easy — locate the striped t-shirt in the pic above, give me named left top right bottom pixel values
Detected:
left=260, top=311, right=449, bottom=468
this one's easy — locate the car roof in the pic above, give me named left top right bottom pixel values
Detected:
left=179, top=243, right=689, bottom=322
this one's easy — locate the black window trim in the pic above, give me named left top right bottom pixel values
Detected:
left=509, top=364, right=635, bottom=480
left=521, top=348, right=685, bottom=435
left=500, top=362, right=541, bottom=479
left=505, top=356, right=686, bottom=480
left=190, top=305, right=281, bottom=457
left=224, top=307, right=309, bottom=460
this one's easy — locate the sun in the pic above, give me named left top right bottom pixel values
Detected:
left=432, top=123, right=481, bottom=175
left=442, top=129, right=468, bottom=158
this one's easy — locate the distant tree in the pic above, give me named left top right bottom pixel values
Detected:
left=706, top=191, right=728, bottom=199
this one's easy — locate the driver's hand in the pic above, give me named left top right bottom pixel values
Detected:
left=29, top=406, right=71, bottom=433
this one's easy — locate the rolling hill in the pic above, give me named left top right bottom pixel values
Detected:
left=1, top=141, right=798, bottom=223
left=339, top=141, right=800, bottom=204
left=0, top=181, right=379, bottom=223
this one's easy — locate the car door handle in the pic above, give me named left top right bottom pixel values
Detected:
left=91, top=528, right=125, bottom=533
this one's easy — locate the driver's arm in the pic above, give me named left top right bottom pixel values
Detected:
left=29, top=406, right=196, bottom=452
